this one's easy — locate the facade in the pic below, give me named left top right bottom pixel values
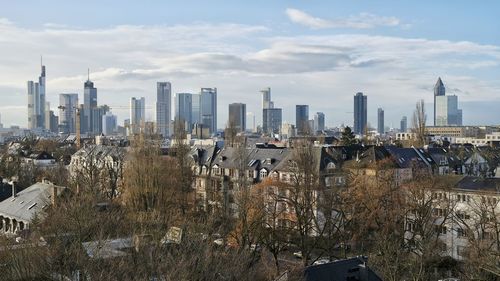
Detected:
left=263, top=108, right=282, bottom=135
left=435, top=95, right=463, bottom=126
left=353, top=92, right=367, bottom=135
left=130, top=97, right=146, bottom=134
left=377, top=108, right=384, bottom=135
left=261, top=87, right=273, bottom=110
left=200, top=88, right=217, bottom=134
left=426, top=126, right=480, bottom=138
left=175, top=93, right=193, bottom=132
left=102, top=112, right=117, bottom=135
left=156, top=82, right=171, bottom=137
left=191, top=93, right=201, bottom=125
left=27, top=64, right=46, bottom=130
left=296, top=105, right=309, bottom=135
left=313, top=112, right=325, bottom=132
left=400, top=116, right=407, bottom=133
left=228, top=103, right=246, bottom=132
left=59, top=93, right=79, bottom=134
left=434, top=77, right=446, bottom=126
left=83, top=78, right=98, bottom=134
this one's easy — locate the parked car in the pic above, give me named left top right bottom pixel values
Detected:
left=313, top=258, right=330, bottom=265
left=293, top=251, right=303, bottom=259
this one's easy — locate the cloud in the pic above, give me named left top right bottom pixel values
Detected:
left=0, top=18, right=499, bottom=128
left=285, top=8, right=401, bottom=29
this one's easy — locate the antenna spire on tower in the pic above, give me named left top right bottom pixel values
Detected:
left=87, top=68, right=90, bottom=81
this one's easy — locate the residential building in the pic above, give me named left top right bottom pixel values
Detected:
left=130, top=97, right=145, bottom=134
left=156, top=82, right=171, bottom=137
left=314, top=112, right=325, bottom=132
left=27, top=64, right=46, bottom=130
left=228, top=103, right=246, bottom=132
left=426, top=126, right=480, bottom=138
left=59, top=93, right=79, bottom=134
left=263, top=108, right=282, bottom=135
left=200, top=88, right=217, bottom=134
left=377, top=108, right=384, bottom=135
left=354, top=92, right=367, bottom=135
left=175, top=93, right=192, bottom=132
left=296, top=105, right=309, bottom=135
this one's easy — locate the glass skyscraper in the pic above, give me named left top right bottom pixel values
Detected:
left=353, top=92, right=367, bottom=135
left=228, top=103, right=246, bottom=132
left=156, top=82, right=171, bottom=137
left=200, top=88, right=217, bottom=134
left=295, top=105, right=309, bottom=135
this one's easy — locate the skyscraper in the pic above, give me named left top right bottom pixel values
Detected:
left=296, top=105, right=309, bottom=135
left=313, top=112, right=325, bottom=132
left=191, top=93, right=201, bottom=126
left=400, top=116, right=407, bottom=133
left=434, top=77, right=446, bottom=126
left=156, top=82, right=171, bottom=137
left=175, top=93, right=193, bottom=132
left=83, top=73, right=97, bottom=134
left=130, top=97, right=146, bottom=134
left=102, top=112, right=117, bottom=135
left=435, top=95, right=463, bottom=126
left=200, top=88, right=217, bottom=134
left=261, top=87, right=273, bottom=109
left=59, top=93, right=78, bottom=134
left=353, top=92, right=367, bottom=135
left=377, top=108, right=384, bottom=135
left=27, top=63, right=46, bottom=130
left=228, top=103, right=246, bottom=132
left=263, top=108, right=282, bottom=135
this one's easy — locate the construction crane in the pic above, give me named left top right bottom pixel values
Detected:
left=58, top=105, right=81, bottom=149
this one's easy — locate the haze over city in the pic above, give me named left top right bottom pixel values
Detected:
left=1, top=0, right=500, bottom=128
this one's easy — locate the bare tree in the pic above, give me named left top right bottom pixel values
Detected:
left=412, top=99, right=427, bottom=147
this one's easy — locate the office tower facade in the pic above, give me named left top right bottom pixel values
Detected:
left=191, top=93, right=201, bottom=125
left=102, top=112, right=117, bottom=135
left=434, top=77, right=446, bottom=126
left=313, top=112, right=325, bottom=132
left=263, top=108, right=282, bottom=135
left=435, top=95, right=463, bottom=126
left=59, top=93, right=78, bottom=134
left=45, top=102, right=51, bottom=130
left=295, top=105, right=309, bottom=135
left=175, top=93, right=193, bottom=132
left=228, top=103, right=246, bottom=132
left=400, top=116, right=407, bottom=133
left=353, top=92, right=367, bottom=135
left=27, top=64, right=46, bottom=130
left=261, top=87, right=273, bottom=109
left=377, top=108, right=384, bottom=135
left=200, top=88, right=217, bottom=134
left=130, top=97, right=146, bottom=134
left=83, top=76, right=97, bottom=134
left=156, top=82, right=171, bottom=137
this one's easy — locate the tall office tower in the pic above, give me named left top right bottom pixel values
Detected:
left=434, top=77, right=446, bottom=126
left=353, top=92, right=367, bottom=135
left=313, top=112, right=325, bottom=132
left=83, top=72, right=97, bottom=134
left=377, top=108, right=384, bottom=135
left=49, top=110, right=58, bottom=133
left=0, top=113, right=3, bottom=128
left=200, top=88, right=217, bottom=134
left=45, top=102, right=51, bottom=130
left=156, top=82, right=171, bottom=137
left=228, top=103, right=246, bottom=132
left=175, top=93, right=193, bottom=132
left=102, top=112, right=117, bottom=135
left=261, top=87, right=273, bottom=109
left=130, top=97, right=146, bottom=134
left=92, top=105, right=109, bottom=134
left=295, top=105, right=309, bottom=135
left=400, top=116, right=407, bottom=133
left=27, top=63, right=46, bottom=129
left=435, top=95, right=463, bottom=126
left=191, top=93, right=201, bottom=126
left=263, top=108, right=282, bottom=135
left=59, top=93, right=78, bottom=134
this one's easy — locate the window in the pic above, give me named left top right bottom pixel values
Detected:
left=456, top=212, right=470, bottom=220
left=457, top=246, right=466, bottom=257
left=259, top=169, right=268, bottom=179
left=456, top=228, right=468, bottom=238
left=435, top=225, right=447, bottom=235
left=433, top=208, right=446, bottom=217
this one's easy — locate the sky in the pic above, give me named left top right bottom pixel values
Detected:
left=0, top=0, right=499, bottom=129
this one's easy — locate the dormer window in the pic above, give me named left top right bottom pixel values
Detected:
left=259, top=169, right=268, bottom=179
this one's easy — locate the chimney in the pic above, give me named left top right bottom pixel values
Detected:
left=12, top=182, right=16, bottom=198
left=51, top=184, right=57, bottom=206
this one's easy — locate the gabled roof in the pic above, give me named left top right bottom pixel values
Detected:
left=385, top=146, right=426, bottom=169
left=0, top=182, right=67, bottom=222
left=304, top=256, right=383, bottom=281
left=215, top=146, right=290, bottom=173
left=456, top=176, right=500, bottom=192
left=72, top=144, right=125, bottom=160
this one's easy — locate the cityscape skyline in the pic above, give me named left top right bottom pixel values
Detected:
left=1, top=1, right=500, bottom=129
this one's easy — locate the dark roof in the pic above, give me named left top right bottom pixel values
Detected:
left=304, top=256, right=383, bottom=281
left=456, top=176, right=500, bottom=192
